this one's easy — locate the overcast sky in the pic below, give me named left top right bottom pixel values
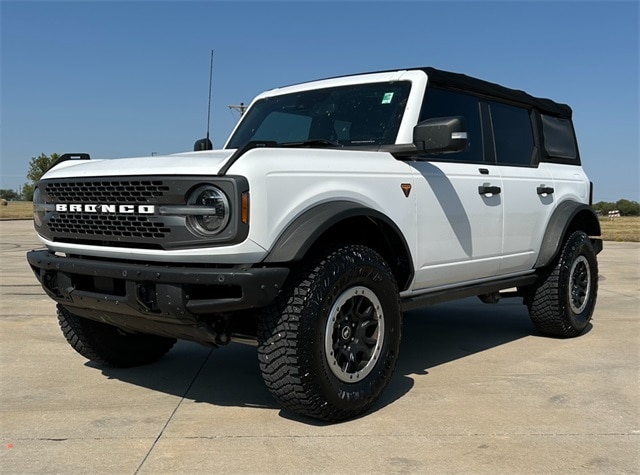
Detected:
left=1, top=0, right=638, bottom=202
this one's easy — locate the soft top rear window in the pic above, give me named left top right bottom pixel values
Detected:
left=541, top=114, right=578, bottom=160
left=226, top=82, right=411, bottom=149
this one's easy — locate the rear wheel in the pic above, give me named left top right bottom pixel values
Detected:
left=257, top=245, right=401, bottom=422
left=527, top=231, right=598, bottom=337
left=57, top=305, right=176, bottom=367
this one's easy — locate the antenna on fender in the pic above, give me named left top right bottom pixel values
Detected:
left=194, top=50, right=214, bottom=151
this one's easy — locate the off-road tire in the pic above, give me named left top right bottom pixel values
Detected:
left=57, top=305, right=176, bottom=367
left=257, top=245, right=401, bottom=422
left=527, top=231, right=598, bottom=337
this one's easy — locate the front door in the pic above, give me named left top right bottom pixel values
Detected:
left=410, top=161, right=503, bottom=290
left=409, top=87, right=504, bottom=290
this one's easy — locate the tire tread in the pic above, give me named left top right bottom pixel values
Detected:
left=257, top=245, right=400, bottom=421
left=528, top=231, right=598, bottom=338
left=57, top=305, right=176, bottom=367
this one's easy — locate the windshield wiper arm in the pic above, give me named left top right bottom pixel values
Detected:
left=280, top=139, right=343, bottom=148
left=218, top=140, right=279, bottom=175
left=219, top=139, right=342, bottom=176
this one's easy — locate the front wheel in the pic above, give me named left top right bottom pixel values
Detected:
left=527, top=231, right=598, bottom=337
left=257, top=245, right=401, bottom=422
left=57, top=305, right=177, bottom=367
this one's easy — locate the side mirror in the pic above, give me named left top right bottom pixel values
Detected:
left=413, top=116, right=468, bottom=154
left=194, top=138, right=213, bottom=151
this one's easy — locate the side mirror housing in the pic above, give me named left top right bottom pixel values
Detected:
left=194, top=138, right=213, bottom=151
left=413, top=116, right=468, bottom=154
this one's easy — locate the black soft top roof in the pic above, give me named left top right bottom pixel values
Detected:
left=420, top=67, right=572, bottom=118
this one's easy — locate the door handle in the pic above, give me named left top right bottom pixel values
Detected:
left=478, top=184, right=501, bottom=195
left=536, top=186, right=555, bottom=195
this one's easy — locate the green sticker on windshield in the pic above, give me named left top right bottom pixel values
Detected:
left=381, top=92, right=394, bottom=104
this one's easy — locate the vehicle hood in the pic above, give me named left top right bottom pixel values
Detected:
left=41, top=150, right=237, bottom=180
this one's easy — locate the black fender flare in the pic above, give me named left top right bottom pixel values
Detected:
left=534, top=200, right=601, bottom=268
left=263, top=201, right=414, bottom=288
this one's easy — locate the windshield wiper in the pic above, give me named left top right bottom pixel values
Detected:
left=280, top=139, right=343, bottom=148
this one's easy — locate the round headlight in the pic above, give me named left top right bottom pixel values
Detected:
left=33, top=187, right=45, bottom=227
left=186, top=185, right=230, bottom=236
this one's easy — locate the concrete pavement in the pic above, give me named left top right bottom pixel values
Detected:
left=1, top=219, right=638, bottom=474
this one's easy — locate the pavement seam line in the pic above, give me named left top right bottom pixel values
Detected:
left=132, top=348, right=215, bottom=475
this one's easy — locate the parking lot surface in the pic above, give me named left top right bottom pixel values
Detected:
left=1, top=219, right=638, bottom=474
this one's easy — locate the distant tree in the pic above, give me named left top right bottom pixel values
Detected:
left=23, top=153, right=60, bottom=201
left=0, top=189, right=19, bottom=201
left=615, top=199, right=640, bottom=216
left=27, top=153, right=59, bottom=182
left=593, top=200, right=640, bottom=217
left=592, top=201, right=615, bottom=215
left=21, top=184, right=34, bottom=202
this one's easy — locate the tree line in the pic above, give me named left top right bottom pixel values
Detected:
left=1, top=153, right=639, bottom=217
left=1, top=153, right=59, bottom=201
left=592, top=199, right=640, bottom=217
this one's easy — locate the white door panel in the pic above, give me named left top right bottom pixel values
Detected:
left=545, top=163, right=590, bottom=203
left=499, top=164, right=555, bottom=273
left=411, top=161, right=503, bottom=289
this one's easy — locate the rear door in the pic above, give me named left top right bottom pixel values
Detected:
left=487, top=101, right=556, bottom=273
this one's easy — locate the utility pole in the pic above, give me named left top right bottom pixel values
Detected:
left=228, top=102, right=248, bottom=116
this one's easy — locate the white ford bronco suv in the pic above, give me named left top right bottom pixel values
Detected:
left=28, top=67, right=602, bottom=421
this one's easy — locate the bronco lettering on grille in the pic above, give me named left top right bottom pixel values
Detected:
left=55, top=204, right=156, bottom=214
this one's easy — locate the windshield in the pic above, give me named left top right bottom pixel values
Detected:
left=226, top=81, right=411, bottom=149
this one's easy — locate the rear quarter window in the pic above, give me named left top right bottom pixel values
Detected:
left=541, top=114, right=578, bottom=161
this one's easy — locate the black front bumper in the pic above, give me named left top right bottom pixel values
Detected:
left=27, top=250, right=289, bottom=343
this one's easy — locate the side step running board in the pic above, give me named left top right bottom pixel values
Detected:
left=401, top=274, right=537, bottom=311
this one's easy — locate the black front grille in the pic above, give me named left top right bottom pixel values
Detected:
left=44, top=180, right=170, bottom=203
left=48, top=214, right=171, bottom=239
left=40, top=177, right=183, bottom=248
left=37, top=175, right=248, bottom=250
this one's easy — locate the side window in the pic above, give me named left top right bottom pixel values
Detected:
left=541, top=114, right=578, bottom=160
left=490, top=101, right=535, bottom=166
left=420, top=88, right=483, bottom=163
